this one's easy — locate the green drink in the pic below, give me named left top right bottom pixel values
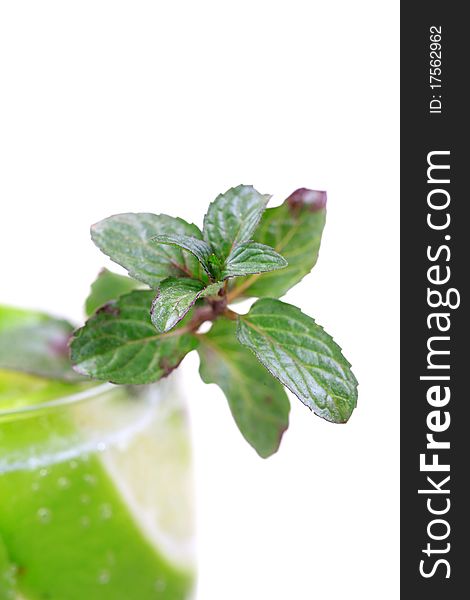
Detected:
left=0, top=183, right=359, bottom=599
left=0, top=371, right=195, bottom=599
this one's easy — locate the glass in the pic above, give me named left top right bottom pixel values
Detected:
left=0, top=376, right=195, bottom=599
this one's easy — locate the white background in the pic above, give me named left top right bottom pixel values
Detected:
left=0, top=2, right=399, bottom=598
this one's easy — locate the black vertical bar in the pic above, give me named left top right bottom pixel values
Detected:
left=401, top=3, right=468, bottom=597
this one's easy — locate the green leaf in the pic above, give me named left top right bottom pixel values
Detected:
left=70, top=290, right=198, bottom=384
left=230, top=188, right=327, bottom=298
left=0, top=306, right=82, bottom=382
left=198, top=319, right=290, bottom=458
left=203, top=185, right=269, bottom=260
left=151, top=234, right=214, bottom=279
left=237, top=298, right=357, bottom=423
left=91, top=213, right=206, bottom=288
left=151, top=278, right=223, bottom=333
left=222, top=242, right=287, bottom=279
left=85, top=268, right=143, bottom=317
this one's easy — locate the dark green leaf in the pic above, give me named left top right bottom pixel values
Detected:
left=151, top=278, right=223, bottom=333
left=203, top=185, right=269, bottom=260
left=85, top=268, right=143, bottom=317
left=237, top=298, right=357, bottom=423
left=230, top=188, right=326, bottom=298
left=151, top=234, right=214, bottom=279
left=222, top=242, right=287, bottom=279
left=91, top=213, right=205, bottom=288
left=0, top=306, right=81, bottom=381
left=71, top=290, right=198, bottom=384
left=198, top=319, right=290, bottom=458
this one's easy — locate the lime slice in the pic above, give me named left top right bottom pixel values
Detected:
left=0, top=532, right=16, bottom=600
left=100, top=403, right=195, bottom=568
left=0, top=369, right=90, bottom=413
left=0, top=372, right=195, bottom=600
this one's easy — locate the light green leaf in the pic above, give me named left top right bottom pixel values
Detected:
left=230, top=188, right=326, bottom=299
left=91, top=213, right=205, bottom=288
left=151, top=234, right=214, bottom=279
left=0, top=306, right=82, bottom=382
left=151, top=278, right=223, bottom=333
left=222, top=242, right=287, bottom=279
left=237, top=298, right=357, bottom=423
left=198, top=319, right=290, bottom=458
left=203, top=185, right=269, bottom=260
left=85, top=268, right=143, bottom=317
left=71, top=290, right=198, bottom=384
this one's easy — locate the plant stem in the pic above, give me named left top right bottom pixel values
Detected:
left=227, top=273, right=261, bottom=302
left=171, top=283, right=239, bottom=337
left=223, top=308, right=238, bottom=321
left=181, top=294, right=230, bottom=334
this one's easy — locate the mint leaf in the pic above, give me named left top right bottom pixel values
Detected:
left=91, top=213, right=205, bottom=288
left=203, top=185, right=269, bottom=260
left=222, top=242, right=287, bottom=279
left=230, top=188, right=326, bottom=299
left=0, top=306, right=81, bottom=381
left=71, top=290, right=198, bottom=384
left=151, top=278, right=223, bottom=333
left=151, top=234, right=214, bottom=279
left=151, top=278, right=204, bottom=333
left=198, top=319, right=290, bottom=458
left=85, top=268, right=143, bottom=317
left=237, top=298, right=357, bottom=423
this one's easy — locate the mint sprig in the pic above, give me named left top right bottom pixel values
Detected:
left=70, top=184, right=358, bottom=457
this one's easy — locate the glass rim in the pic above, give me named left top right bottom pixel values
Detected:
left=0, top=382, right=116, bottom=419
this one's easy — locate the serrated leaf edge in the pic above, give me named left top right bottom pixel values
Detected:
left=236, top=310, right=357, bottom=423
